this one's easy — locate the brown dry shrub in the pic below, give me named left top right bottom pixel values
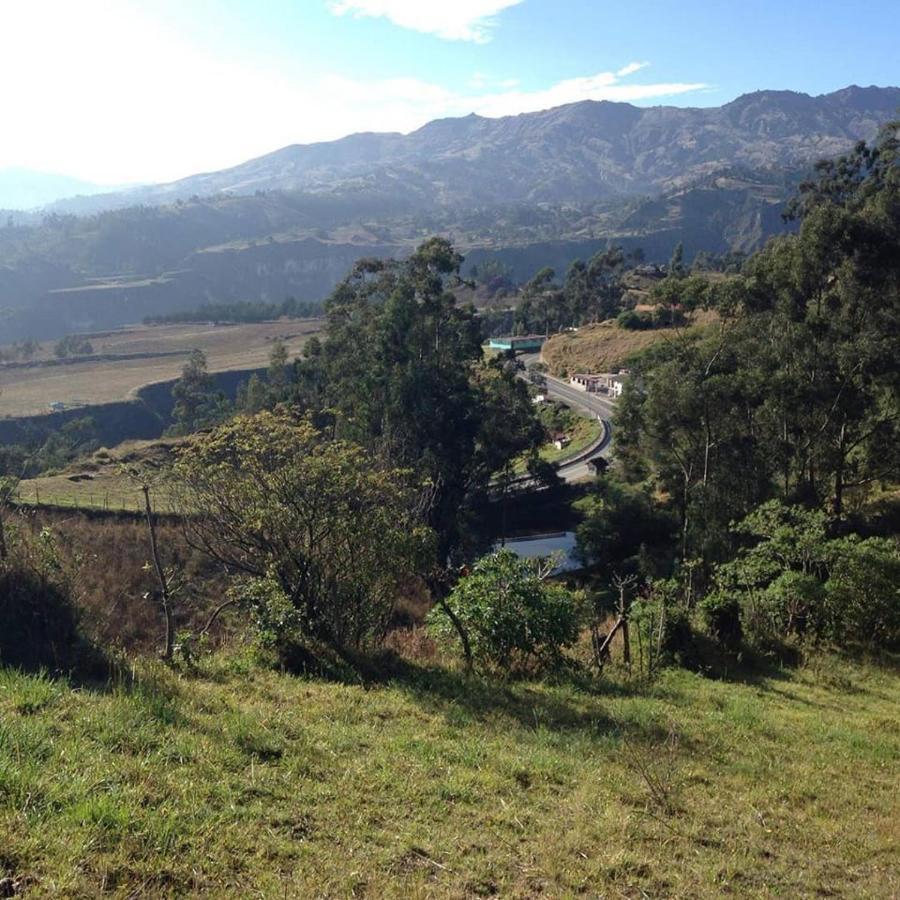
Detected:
left=11, top=508, right=231, bottom=655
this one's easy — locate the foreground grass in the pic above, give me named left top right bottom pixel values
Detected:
left=0, top=653, right=897, bottom=897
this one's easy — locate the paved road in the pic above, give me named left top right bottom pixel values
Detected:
left=514, top=354, right=617, bottom=484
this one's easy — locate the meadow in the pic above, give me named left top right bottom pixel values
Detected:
left=0, top=651, right=896, bottom=898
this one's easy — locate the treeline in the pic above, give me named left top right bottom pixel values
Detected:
left=577, top=123, right=900, bottom=655
left=143, top=296, right=323, bottom=325
left=480, top=242, right=713, bottom=338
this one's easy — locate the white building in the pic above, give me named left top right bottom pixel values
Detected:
left=569, top=374, right=604, bottom=393
left=570, top=371, right=629, bottom=397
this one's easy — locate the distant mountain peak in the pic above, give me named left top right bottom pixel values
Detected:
left=43, top=84, right=900, bottom=216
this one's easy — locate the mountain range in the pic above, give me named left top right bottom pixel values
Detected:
left=0, top=169, right=116, bottom=212
left=1, top=85, right=898, bottom=342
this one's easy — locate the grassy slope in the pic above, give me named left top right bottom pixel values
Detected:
left=17, top=439, right=182, bottom=512
left=541, top=311, right=718, bottom=378
left=1, top=654, right=897, bottom=898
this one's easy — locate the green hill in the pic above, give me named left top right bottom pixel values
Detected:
left=0, top=653, right=897, bottom=897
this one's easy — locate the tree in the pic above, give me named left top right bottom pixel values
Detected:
left=54, top=334, right=93, bottom=358
left=267, top=338, right=290, bottom=399
left=173, top=411, right=433, bottom=651
left=616, top=130, right=900, bottom=557
left=575, top=477, right=676, bottom=579
left=294, top=238, right=541, bottom=559
left=236, top=373, right=268, bottom=414
left=668, top=242, right=685, bottom=279
left=429, top=549, right=582, bottom=673
left=710, top=501, right=900, bottom=649
left=169, top=349, right=230, bottom=435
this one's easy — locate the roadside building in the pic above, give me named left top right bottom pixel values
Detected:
left=606, top=375, right=627, bottom=398
left=488, top=335, right=546, bottom=352
left=569, top=374, right=604, bottom=393
left=569, top=370, right=629, bottom=397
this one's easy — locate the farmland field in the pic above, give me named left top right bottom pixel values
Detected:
left=0, top=320, right=322, bottom=418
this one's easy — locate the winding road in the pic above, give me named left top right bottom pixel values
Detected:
left=513, top=353, right=617, bottom=486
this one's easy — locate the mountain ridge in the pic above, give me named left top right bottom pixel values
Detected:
left=47, top=84, right=900, bottom=215
left=1, top=85, right=897, bottom=342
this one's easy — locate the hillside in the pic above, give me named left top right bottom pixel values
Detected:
left=2, top=86, right=897, bottom=341
left=541, top=311, right=719, bottom=377
left=53, top=86, right=900, bottom=212
left=1, top=654, right=896, bottom=897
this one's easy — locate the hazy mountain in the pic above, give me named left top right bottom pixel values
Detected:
left=2, top=85, right=897, bottom=342
left=0, top=168, right=114, bottom=211
left=53, top=85, right=900, bottom=215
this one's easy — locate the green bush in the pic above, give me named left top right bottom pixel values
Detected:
left=616, top=309, right=652, bottom=330
left=700, top=591, right=743, bottom=651
left=824, top=537, right=900, bottom=650
left=429, top=550, right=582, bottom=673
left=630, top=595, right=697, bottom=671
left=710, top=502, right=900, bottom=651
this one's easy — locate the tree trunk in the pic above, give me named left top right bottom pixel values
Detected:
left=142, top=485, right=174, bottom=661
left=833, top=421, right=846, bottom=520
left=438, top=596, right=473, bottom=672
left=0, top=509, right=7, bottom=563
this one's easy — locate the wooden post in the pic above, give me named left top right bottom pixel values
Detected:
left=142, top=485, right=174, bottom=661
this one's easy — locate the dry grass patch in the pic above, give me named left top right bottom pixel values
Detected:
left=0, top=319, right=321, bottom=417
left=542, top=311, right=718, bottom=377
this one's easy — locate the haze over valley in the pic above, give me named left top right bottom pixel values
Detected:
left=3, top=84, right=898, bottom=341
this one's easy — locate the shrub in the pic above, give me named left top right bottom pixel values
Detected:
left=616, top=309, right=652, bottom=331
left=174, top=411, right=434, bottom=651
left=630, top=595, right=697, bottom=673
left=700, top=591, right=743, bottom=651
left=429, top=550, right=582, bottom=673
left=824, top=537, right=900, bottom=649
left=711, top=502, right=900, bottom=651
left=0, top=528, right=98, bottom=673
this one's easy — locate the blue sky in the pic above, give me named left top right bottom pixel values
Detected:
left=1, top=0, right=897, bottom=184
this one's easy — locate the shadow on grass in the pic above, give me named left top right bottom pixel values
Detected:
left=0, top=563, right=111, bottom=685
left=276, top=643, right=676, bottom=741
left=677, top=632, right=798, bottom=686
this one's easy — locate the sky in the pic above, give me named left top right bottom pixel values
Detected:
left=1, top=0, right=898, bottom=185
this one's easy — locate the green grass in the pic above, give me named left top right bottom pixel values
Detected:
left=512, top=416, right=603, bottom=476
left=0, top=653, right=897, bottom=897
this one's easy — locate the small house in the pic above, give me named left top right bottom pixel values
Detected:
left=569, top=374, right=604, bottom=393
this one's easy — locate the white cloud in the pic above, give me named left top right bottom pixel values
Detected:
left=469, top=68, right=708, bottom=118
left=327, top=0, right=524, bottom=43
left=617, top=62, right=649, bottom=77
left=0, top=0, right=707, bottom=185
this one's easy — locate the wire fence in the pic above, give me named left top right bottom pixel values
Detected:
left=15, top=489, right=181, bottom=516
